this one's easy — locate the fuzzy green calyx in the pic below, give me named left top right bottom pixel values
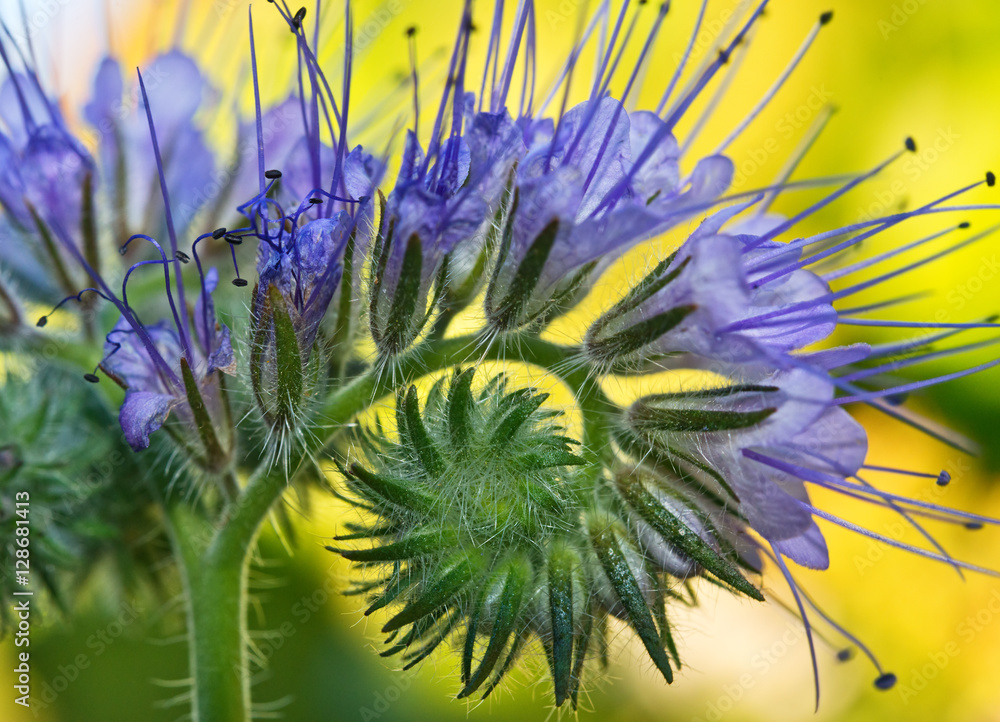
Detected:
left=333, top=369, right=764, bottom=706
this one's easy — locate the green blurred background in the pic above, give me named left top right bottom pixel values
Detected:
left=3, top=0, right=1000, bottom=720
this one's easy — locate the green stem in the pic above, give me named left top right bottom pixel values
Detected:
left=167, top=505, right=249, bottom=722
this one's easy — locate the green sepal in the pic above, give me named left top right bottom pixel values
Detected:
left=479, top=625, right=530, bottom=700
left=346, top=463, right=435, bottom=514
left=587, top=305, right=697, bottom=365
left=598, top=254, right=685, bottom=324
left=363, top=578, right=412, bottom=617
left=382, top=554, right=479, bottom=633
left=630, top=400, right=777, bottom=434
left=267, top=284, right=305, bottom=423
left=546, top=544, right=576, bottom=707
left=616, top=474, right=764, bottom=600
left=401, top=612, right=462, bottom=671
left=486, top=219, right=559, bottom=330
left=25, top=201, right=76, bottom=296
left=491, top=391, right=549, bottom=445
left=514, top=449, right=587, bottom=470
left=333, top=530, right=456, bottom=563
left=179, top=357, right=228, bottom=471
left=448, top=367, right=477, bottom=451
left=569, top=597, right=596, bottom=708
left=381, top=235, right=424, bottom=354
left=80, top=172, right=101, bottom=281
left=589, top=520, right=674, bottom=683
left=458, top=556, right=530, bottom=698
left=397, top=385, right=445, bottom=477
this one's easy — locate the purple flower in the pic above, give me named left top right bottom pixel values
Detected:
left=584, top=204, right=840, bottom=371
left=253, top=214, right=354, bottom=353
left=83, top=52, right=217, bottom=237
left=101, top=265, right=235, bottom=452
left=485, top=96, right=734, bottom=331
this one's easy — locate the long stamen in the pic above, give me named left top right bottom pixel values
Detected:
left=759, top=105, right=836, bottom=214
left=750, top=175, right=991, bottom=285
left=655, top=0, right=707, bottom=114
left=137, top=69, right=194, bottom=362
left=712, top=12, right=832, bottom=157
left=770, top=546, right=821, bottom=711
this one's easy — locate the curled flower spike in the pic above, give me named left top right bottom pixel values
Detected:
left=333, top=370, right=762, bottom=706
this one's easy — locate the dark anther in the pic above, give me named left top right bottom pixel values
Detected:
left=292, top=6, right=306, bottom=29
left=987, top=171, right=996, bottom=187
left=309, top=197, right=324, bottom=205
left=36, top=316, right=48, bottom=328
left=225, top=234, right=243, bottom=245
left=904, top=137, right=917, bottom=152
left=232, top=278, right=249, bottom=288
left=965, top=521, right=984, bottom=531
left=175, top=251, right=191, bottom=264
left=212, top=227, right=227, bottom=239
left=83, top=373, right=100, bottom=384
left=836, top=649, right=853, bottom=662
left=874, top=673, right=897, bottom=690
left=118, top=245, right=128, bottom=256
left=936, top=470, right=952, bottom=486
left=265, top=169, right=282, bottom=180
left=819, top=11, right=834, bottom=25
left=406, top=25, right=417, bottom=37
left=959, top=222, right=971, bottom=229
left=718, top=49, right=730, bottom=64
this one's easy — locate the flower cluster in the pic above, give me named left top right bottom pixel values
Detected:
left=2, top=0, right=999, bottom=718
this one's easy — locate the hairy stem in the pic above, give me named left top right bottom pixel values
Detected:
left=167, top=504, right=249, bottom=722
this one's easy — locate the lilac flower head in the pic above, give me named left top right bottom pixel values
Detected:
left=368, top=7, right=529, bottom=356
left=485, top=95, right=734, bottom=332
left=101, top=265, right=235, bottom=452
left=83, top=51, right=217, bottom=237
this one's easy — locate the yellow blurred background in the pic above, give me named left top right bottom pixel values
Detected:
left=3, top=0, right=1000, bottom=720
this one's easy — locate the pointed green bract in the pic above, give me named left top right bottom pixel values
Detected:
left=617, top=474, right=764, bottom=600
left=590, top=519, right=674, bottom=683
